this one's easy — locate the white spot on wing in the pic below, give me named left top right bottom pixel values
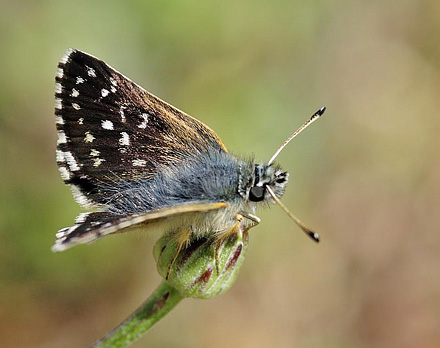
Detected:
left=101, top=120, right=114, bottom=130
left=110, top=86, right=117, bottom=93
left=56, top=67, right=63, bottom=78
left=64, top=151, right=80, bottom=171
left=84, top=131, right=95, bottom=143
left=93, top=158, right=105, bottom=167
left=90, top=149, right=100, bottom=157
left=72, top=103, right=81, bottom=110
left=60, top=48, right=74, bottom=64
left=54, top=225, right=79, bottom=244
left=119, top=132, right=130, bottom=146
left=120, top=107, right=126, bottom=122
left=110, top=77, right=117, bottom=86
left=138, top=113, right=149, bottom=129
left=58, top=166, right=71, bottom=180
left=55, top=116, right=64, bottom=125
left=86, top=66, right=97, bottom=77
left=56, top=150, right=65, bottom=162
left=70, top=185, right=94, bottom=209
left=55, top=82, right=62, bottom=94
left=71, top=88, right=79, bottom=97
left=55, top=97, right=62, bottom=110
left=76, top=77, right=85, bottom=84
left=101, top=89, right=109, bottom=97
left=55, top=227, right=69, bottom=239
left=90, top=149, right=106, bottom=167
left=75, top=212, right=91, bottom=224
left=132, top=159, right=146, bottom=167
left=78, top=118, right=84, bottom=125
left=57, top=130, right=67, bottom=145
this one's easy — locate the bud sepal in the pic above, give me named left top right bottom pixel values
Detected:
left=154, top=226, right=250, bottom=299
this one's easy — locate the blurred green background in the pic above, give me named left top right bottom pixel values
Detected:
left=1, top=1, right=439, bottom=347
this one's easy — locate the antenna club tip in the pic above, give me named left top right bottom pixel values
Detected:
left=317, top=106, right=326, bottom=116
left=307, top=231, right=320, bottom=243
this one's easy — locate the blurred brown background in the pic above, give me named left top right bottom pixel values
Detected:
left=1, top=1, right=439, bottom=347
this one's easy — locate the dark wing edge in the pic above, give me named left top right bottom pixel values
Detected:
left=52, top=202, right=227, bottom=252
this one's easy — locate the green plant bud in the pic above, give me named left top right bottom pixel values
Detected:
left=154, top=226, right=250, bottom=299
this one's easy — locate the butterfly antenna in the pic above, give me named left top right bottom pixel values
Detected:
left=266, top=186, right=320, bottom=243
left=268, top=106, right=326, bottom=165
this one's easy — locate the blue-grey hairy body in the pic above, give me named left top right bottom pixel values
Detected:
left=101, top=150, right=256, bottom=238
left=106, top=150, right=253, bottom=215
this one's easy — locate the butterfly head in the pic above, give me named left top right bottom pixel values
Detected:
left=243, top=106, right=326, bottom=243
left=246, top=106, right=326, bottom=206
left=248, top=164, right=289, bottom=203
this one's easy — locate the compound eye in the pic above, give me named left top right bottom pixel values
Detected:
left=276, top=177, right=287, bottom=184
left=249, top=186, right=265, bottom=202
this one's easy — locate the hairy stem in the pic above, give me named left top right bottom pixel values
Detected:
left=90, top=282, right=183, bottom=348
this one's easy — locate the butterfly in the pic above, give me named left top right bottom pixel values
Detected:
left=53, top=49, right=324, bottom=275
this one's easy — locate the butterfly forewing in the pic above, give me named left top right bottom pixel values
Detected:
left=55, top=49, right=227, bottom=208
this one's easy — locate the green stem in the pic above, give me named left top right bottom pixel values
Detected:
left=90, top=281, right=183, bottom=348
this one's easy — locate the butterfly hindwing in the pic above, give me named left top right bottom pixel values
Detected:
left=52, top=202, right=228, bottom=252
left=55, top=49, right=227, bottom=208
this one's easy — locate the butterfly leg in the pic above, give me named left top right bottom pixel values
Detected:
left=214, top=212, right=260, bottom=274
left=167, top=228, right=192, bottom=280
left=238, top=211, right=261, bottom=225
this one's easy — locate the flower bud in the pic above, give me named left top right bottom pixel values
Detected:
left=153, top=224, right=250, bottom=299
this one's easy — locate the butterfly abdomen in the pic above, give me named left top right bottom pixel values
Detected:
left=105, top=150, right=253, bottom=216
